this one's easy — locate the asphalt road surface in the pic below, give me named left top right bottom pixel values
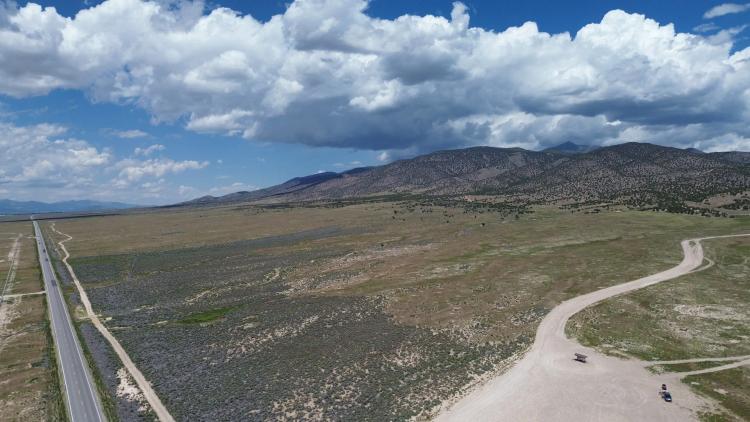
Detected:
left=33, top=221, right=105, bottom=422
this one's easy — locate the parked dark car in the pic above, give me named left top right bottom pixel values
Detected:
left=662, top=392, right=672, bottom=402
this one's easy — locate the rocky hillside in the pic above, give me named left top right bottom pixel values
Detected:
left=186, top=143, right=750, bottom=208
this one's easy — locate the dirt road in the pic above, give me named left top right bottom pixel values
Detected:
left=0, top=234, right=21, bottom=307
left=437, top=234, right=749, bottom=422
left=50, top=224, right=175, bottom=422
left=671, top=358, right=750, bottom=377
left=649, top=355, right=750, bottom=365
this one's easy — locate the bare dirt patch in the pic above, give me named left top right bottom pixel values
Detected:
left=116, top=368, right=149, bottom=413
left=673, top=304, right=748, bottom=321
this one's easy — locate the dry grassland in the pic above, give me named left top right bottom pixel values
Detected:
left=45, top=202, right=748, bottom=419
left=0, top=222, right=62, bottom=421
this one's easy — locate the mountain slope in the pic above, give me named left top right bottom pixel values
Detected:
left=185, top=171, right=344, bottom=205
left=510, top=143, right=749, bottom=203
left=709, top=151, right=750, bottom=164
left=543, top=142, right=599, bottom=154
left=290, top=147, right=560, bottom=199
left=187, top=143, right=750, bottom=206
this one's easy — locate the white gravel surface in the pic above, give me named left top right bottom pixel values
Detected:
left=437, top=234, right=749, bottom=422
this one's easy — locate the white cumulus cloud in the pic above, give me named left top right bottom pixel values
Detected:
left=0, top=120, right=209, bottom=202
left=115, top=158, right=209, bottom=183
left=704, top=3, right=750, bottom=19
left=0, top=122, right=110, bottom=187
left=114, top=129, right=149, bottom=138
left=0, top=0, right=748, bottom=154
left=134, top=143, right=165, bottom=156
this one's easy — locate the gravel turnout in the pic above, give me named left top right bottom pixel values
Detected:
left=568, top=233, right=750, bottom=419
left=438, top=234, right=749, bottom=422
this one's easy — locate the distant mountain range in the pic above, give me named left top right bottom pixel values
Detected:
left=0, top=199, right=138, bottom=215
left=184, top=142, right=750, bottom=209
left=183, top=142, right=748, bottom=208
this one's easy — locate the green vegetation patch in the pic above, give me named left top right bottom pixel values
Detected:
left=178, top=306, right=235, bottom=324
left=686, top=367, right=750, bottom=420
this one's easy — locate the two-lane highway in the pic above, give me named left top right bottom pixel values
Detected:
left=33, top=221, right=105, bottom=422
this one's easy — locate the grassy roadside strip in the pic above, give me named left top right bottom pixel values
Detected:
left=41, top=225, right=120, bottom=422
left=65, top=301, right=119, bottom=422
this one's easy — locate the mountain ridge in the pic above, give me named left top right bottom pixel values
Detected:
left=184, top=142, right=750, bottom=209
left=542, top=141, right=599, bottom=154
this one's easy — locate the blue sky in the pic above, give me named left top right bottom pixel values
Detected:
left=1, top=0, right=749, bottom=204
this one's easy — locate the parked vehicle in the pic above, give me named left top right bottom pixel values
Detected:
left=660, top=391, right=672, bottom=402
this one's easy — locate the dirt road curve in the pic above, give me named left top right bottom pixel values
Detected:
left=437, top=234, right=749, bottom=422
